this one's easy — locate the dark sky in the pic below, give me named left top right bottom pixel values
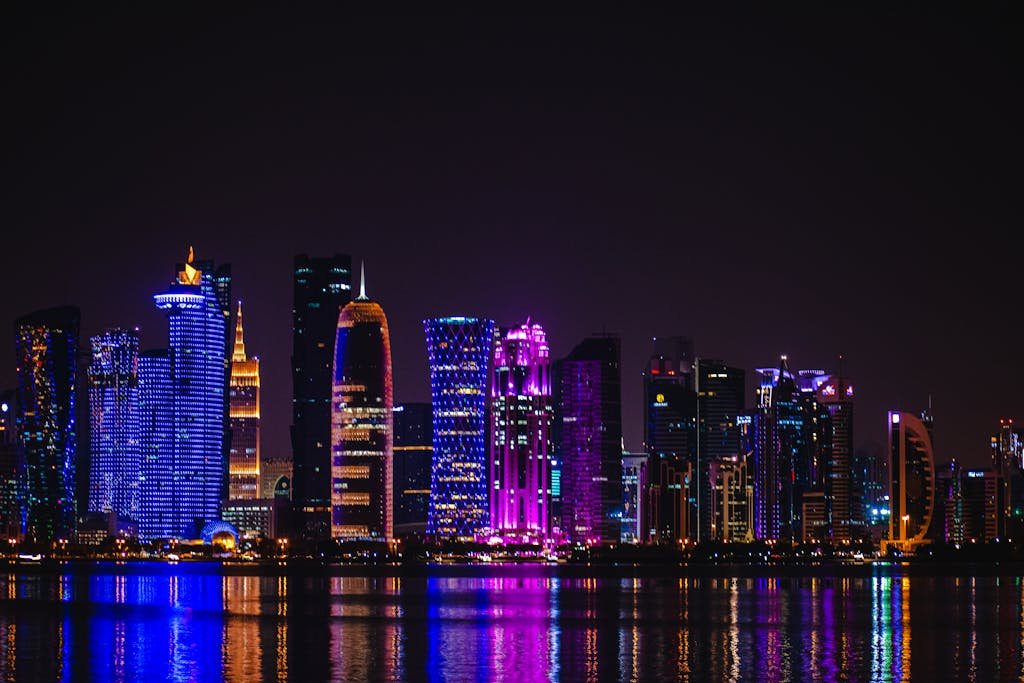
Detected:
left=2, top=8, right=1020, bottom=467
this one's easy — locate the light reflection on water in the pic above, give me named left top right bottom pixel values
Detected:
left=0, top=564, right=1021, bottom=681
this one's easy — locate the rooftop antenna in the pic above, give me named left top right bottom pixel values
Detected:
left=357, top=260, right=367, bottom=300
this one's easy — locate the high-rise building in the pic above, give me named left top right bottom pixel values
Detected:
left=883, top=411, right=936, bottom=553
left=330, top=269, right=393, bottom=541
left=558, top=336, right=623, bottom=545
left=490, top=321, right=553, bottom=540
left=138, top=350, right=172, bottom=540
left=621, top=452, right=647, bottom=544
left=291, top=254, right=352, bottom=540
left=228, top=302, right=261, bottom=500
left=393, top=403, right=432, bottom=536
left=752, top=357, right=819, bottom=542
left=642, top=337, right=695, bottom=544
left=14, top=306, right=80, bottom=543
left=710, top=452, right=754, bottom=542
left=424, top=317, right=495, bottom=541
left=991, top=419, right=1024, bottom=538
left=87, top=328, right=141, bottom=523
left=0, top=391, right=19, bottom=539
left=147, top=247, right=229, bottom=539
left=694, top=359, right=745, bottom=540
left=260, top=457, right=293, bottom=499
left=817, top=372, right=855, bottom=541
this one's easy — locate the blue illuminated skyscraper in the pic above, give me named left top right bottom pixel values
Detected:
left=13, top=305, right=80, bottom=543
left=424, top=317, right=495, bottom=540
left=87, top=328, right=141, bottom=523
left=145, top=247, right=229, bottom=539
left=138, top=349, right=173, bottom=540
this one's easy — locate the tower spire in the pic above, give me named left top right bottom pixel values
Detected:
left=357, top=260, right=368, bottom=301
left=232, top=300, right=246, bottom=362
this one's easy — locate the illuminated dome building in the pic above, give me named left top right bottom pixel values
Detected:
left=330, top=267, right=393, bottom=541
left=424, top=316, right=495, bottom=541
left=490, top=320, right=553, bottom=541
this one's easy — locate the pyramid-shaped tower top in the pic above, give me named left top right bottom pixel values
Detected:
left=232, top=300, right=247, bottom=362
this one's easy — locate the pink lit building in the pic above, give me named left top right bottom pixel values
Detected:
left=490, top=321, right=553, bottom=540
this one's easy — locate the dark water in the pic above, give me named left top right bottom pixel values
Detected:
left=0, top=562, right=1021, bottom=681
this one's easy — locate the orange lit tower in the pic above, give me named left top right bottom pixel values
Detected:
left=228, top=302, right=261, bottom=499
left=330, top=266, right=393, bottom=540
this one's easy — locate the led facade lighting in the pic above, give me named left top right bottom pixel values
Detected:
left=424, top=316, right=495, bottom=541
left=14, top=306, right=80, bottom=543
left=330, top=268, right=393, bottom=541
left=490, top=320, right=553, bottom=540
left=228, top=302, right=261, bottom=500
left=87, top=328, right=141, bottom=522
left=145, top=247, right=229, bottom=539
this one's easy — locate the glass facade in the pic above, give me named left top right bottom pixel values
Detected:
left=291, top=254, right=352, bottom=541
left=228, top=302, right=261, bottom=500
left=13, top=306, right=80, bottom=543
left=330, top=279, right=393, bottom=541
left=886, top=411, right=936, bottom=552
left=558, top=336, right=623, bottom=545
left=148, top=248, right=229, bottom=539
left=0, top=391, right=18, bottom=539
left=490, top=321, right=553, bottom=540
left=87, top=328, right=141, bottom=523
left=393, top=403, right=432, bottom=534
left=138, top=350, right=172, bottom=540
left=424, top=317, right=495, bottom=541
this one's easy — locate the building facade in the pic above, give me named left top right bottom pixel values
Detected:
left=138, top=350, right=172, bottom=540
left=291, top=254, right=352, bottom=541
left=490, top=321, right=553, bottom=540
left=228, top=302, right=261, bottom=500
left=393, top=403, right=432, bottom=535
left=0, top=392, right=18, bottom=539
left=558, top=336, right=623, bottom=545
left=330, top=272, right=393, bottom=541
left=87, top=328, right=141, bottom=523
left=817, top=373, right=855, bottom=542
left=884, top=411, right=936, bottom=553
left=147, top=247, right=229, bottom=539
left=14, top=306, right=80, bottom=543
left=424, top=317, right=495, bottom=540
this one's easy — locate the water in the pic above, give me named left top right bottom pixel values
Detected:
left=0, top=562, right=1021, bottom=681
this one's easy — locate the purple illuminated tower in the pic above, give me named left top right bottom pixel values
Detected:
left=558, top=336, right=623, bottom=545
left=490, top=321, right=553, bottom=540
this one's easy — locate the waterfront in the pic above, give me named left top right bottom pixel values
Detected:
left=0, top=563, right=1021, bottom=680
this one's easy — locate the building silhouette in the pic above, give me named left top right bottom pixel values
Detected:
left=291, top=254, right=352, bottom=541
left=424, top=317, right=494, bottom=541
left=393, top=403, right=432, bottom=536
left=14, top=305, right=80, bottom=543
left=884, top=410, right=936, bottom=553
left=330, top=268, right=393, bottom=541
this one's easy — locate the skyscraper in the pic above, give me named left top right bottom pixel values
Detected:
left=87, top=328, right=141, bottom=523
left=424, top=317, right=495, bottom=541
left=330, top=269, right=393, bottom=541
left=138, top=349, right=172, bottom=540
left=228, top=302, right=261, bottom=500
left=642, top=337, right=695, bottom=544
left=884, top=410, right=936, bottom=553
left=0, top=391, right=18, bottom=539
left=393, top=403, right=432, bottom=535
left=559, top=336, right=623, bottom=545
left=753, top=357, right=813, bottom=542
left=817, top=372, right=856, bottom=541
left=694, top=359, right=745, bottom=540
left=490, top=321, right=553, bottom=540
left=291, top=254, right=352, bottom=540
left=148, top=247, right=229, bottom=538
left=14, top=306, right=80, bottom=543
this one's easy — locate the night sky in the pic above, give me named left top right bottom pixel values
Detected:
left=3, top=8, right=1020, bottom=467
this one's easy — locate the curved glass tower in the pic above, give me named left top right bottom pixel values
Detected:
left=87, top=328, right=141, bottom=522
left=424, top=316, right=495, bottom=541
left=331, top=269, right=393, bottom=540
left=149, top=247, right=228, bottom=539
left=490, top=321, right=552, bottom=540
left=886, top=410, right=936, bottom=552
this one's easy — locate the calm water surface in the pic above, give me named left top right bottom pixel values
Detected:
left=0, top=562, right=1021, bottom=681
